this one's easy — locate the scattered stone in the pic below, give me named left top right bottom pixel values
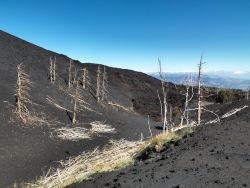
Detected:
left=169, top=169, right=175, bottom=173
left=104, top=182, right=110, bottom=186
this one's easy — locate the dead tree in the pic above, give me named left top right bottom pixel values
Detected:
left=246, top=87, right=250, bottom=100
left=147, top=115, right=153, bottom=138
left=101, top=66, right=108, bottom=101
left=72, top=81, right=79, bottom=126
left=96, top=65, right=102, bottom=102
left=72, top=66, right=77, bottom=86
left=169, top=106, right=174, bottom=132
left=180, top=74, right=194, bottom=126
left=49, top=57, right=56, bottom=83
left=158, top=58, right=168, bottom=132
left=197, top=56, right=203, bottom=125
left=68, top=60, right=72, bottom=88
left=82, top=67, right=88, bottom=89
left=15, top=63, right=32, bottom=122
left=194, top=56, right=220, bottom=125
left=157, top=89, right=163, bottom=122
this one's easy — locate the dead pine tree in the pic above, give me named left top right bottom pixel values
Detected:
left=246, top=86, right=250, bottom=100
left=72, top=81, right=79, bottom=126
left=157, top=89, right=163, bottom=123
left=49, top=57, right=56, bottom=83
left=169, top=105, right=174, bottom=132
left=180, top=74, right=194, bottom=127
left=82, top=67, right=88, bottom=89
left=96, top=65, right=102, bottom=102
left=157, top=58, right=168, bottom=133
left=197, top=56, right=204, bottom=125
left=72, top=66, right=77, bottom=86
left=68, top=60, right=72, bottom=88
left=15, top=63, right=32, bottom=123
left=101, top=66, right=108, bottom=102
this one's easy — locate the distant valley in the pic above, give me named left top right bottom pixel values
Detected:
left=149, top=71, right=250, bottom=90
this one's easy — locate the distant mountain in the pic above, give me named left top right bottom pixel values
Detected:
left=149, top=72, right=250, bottom=90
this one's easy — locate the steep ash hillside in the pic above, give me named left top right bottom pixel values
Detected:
left=0, top=30, right=184, bottom=187
left=1, top=30, right=247, bottom=187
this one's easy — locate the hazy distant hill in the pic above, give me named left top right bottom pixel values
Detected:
left=149, top=72, right=250, bottom=90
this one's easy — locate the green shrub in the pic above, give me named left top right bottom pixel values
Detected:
left=216, top=89, right=233, bottom=103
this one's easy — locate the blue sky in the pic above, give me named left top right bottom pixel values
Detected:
left=0, top=0, right=249, bottom=72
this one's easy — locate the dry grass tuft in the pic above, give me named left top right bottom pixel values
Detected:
left=51, top=121, right=116, bottom=141
left=108, top=101, right=131, bottom=111
left=150, top=132, right=180, bottom=151
left=90, top=121, right=116, bottom=134
left=25, top=139, right=141, bottom=188
left=53, top=127, right=91, bottom=141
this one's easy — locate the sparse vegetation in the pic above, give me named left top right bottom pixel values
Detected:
left=53, top=127, right=91, bottom=141
left=216, top=89, right=233, bottom=103
left=144, top=127, right=194, bottom=152
left=90, top=121, right=116, bottom=134
left=24, top=127, right=193, bottom=188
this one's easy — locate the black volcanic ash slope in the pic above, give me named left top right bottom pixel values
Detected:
left=71, top=100, right=250, bottom=188
left=0, top=30, right=184, bottom=187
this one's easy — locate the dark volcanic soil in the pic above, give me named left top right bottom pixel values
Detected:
left=71, top=101, right=250, bottom=188
left=0, top=30, right=180, bottom=187
left=0, top=30, right=248, bottom=188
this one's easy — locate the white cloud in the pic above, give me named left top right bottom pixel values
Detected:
left=233, top=71, right=246, bottom=75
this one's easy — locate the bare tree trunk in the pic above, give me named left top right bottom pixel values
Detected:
left=96, top=65, right=102, bottom=102
left=169, top=106, right=173, bottom=132
left=147, top=115, right=153, bottom=138
left=246, top=87, right=249, bottom=100
left=72, top=66, right=77, bottom=86
left=49, top=57, right=53, bottom=83
left=49, top=57, right=56, bottom=83
left=157, top=89, right=163, bottom=122
left=197, top=56, right=203, bottom=125
left=53, top=57, right=56, bottom=82
left=16, top=65, right=23, bottom=119
left=163, top=94, right=168, bottom=133
left=185, top=87, right=189, bottom=125
left=182, top=74, right=194, bottom=126
left=72, top=82, right=78, bottom=126
left=180, top=113, right=184, bottom=127
left=68, top=60, right=72, bottom=88
left=158, top=58, right=168, bottom=133
left=101, top=66, right=108, bottom=101
left=82, top=67, right=88, bottom=89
